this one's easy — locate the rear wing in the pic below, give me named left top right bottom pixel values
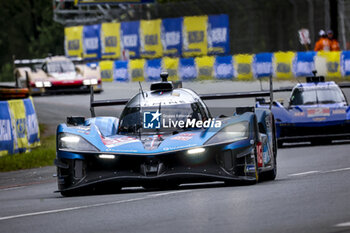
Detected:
left=89, top=75, right=275, bottom=117
left=89, top=87, right=128, bottom=117
left=14, top=56, right=83, bottom=67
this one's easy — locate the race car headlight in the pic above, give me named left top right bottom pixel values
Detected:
left=58, top=133, right=98, bottom=151
left=35, top=82, right=44, bottom=88
left=43, top=81, right=52, bottom=87
left=187, top=147, right=205, bottom=155
left=205, top=121, right=249, bottom=145
left=83, top=79, right=98, bottom=85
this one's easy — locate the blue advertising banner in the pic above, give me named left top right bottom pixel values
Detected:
left=0, top=101, right=14, bottom=155
left=214, top=55, right=234, bottom=79
left=0, top=98, right=40, bottom=156
left=253, top=53, right=273, bottom=78
left=208, top=14, right=229, bottom=55
left=86, top=62, right=99, bottom=69
left=145, top=59, right=162, bottom=81
left=23, top=98, right=40, bottom=147
left=294, top=51, right=316, bottom=77
left=121, top=21, right=140, bottom=58
left=161, top=17, right=183, bottom=57
left=341, top=51, right=350, bottom=76
left=83, top=24, right=102, bottom=59
left=114, top=60, right=129, bottom=82
left=179, top=57, right=197, bottom=81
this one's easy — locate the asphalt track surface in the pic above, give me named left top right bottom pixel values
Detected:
left=1, top=81, right=350, bottom=233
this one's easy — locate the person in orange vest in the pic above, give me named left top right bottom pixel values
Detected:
left=327, top=30, right=340, bottom=51
left=314, top=30, right=331, bottom=51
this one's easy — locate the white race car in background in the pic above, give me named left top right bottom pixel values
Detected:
left=14, top=56, right=102, bottom=95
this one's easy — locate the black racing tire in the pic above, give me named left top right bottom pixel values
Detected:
left=260, top=155, right=277, bottom=181
left=261, top=168, right=277, bottom=181
left=277, top=140, right=283, bottom=148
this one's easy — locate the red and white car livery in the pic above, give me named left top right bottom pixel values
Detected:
left=14, top=56, right=102, bottom=95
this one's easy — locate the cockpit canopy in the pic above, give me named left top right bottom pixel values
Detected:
left=43, top=60, right=75, bottom=73
left=118, top=89, right=211, bottom=135
left=290, top=84, right=346, bottom=106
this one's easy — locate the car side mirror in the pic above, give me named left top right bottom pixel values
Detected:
left=277, top=98, right=284, bottom=106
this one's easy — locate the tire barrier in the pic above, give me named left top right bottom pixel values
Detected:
left=65, top=14, right=230, bottom=60
left=95, top=51, right=350, bottom=82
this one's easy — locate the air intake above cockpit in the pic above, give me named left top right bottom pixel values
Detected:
left=150, top=71, right=174, bottom=92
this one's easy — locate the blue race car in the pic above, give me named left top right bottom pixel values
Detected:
left=55, top=72, right=277, bottom=196
left=257, top=75, right=350, bottom=147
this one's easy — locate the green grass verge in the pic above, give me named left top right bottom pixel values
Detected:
left=0, top=125, right=56, bottom=172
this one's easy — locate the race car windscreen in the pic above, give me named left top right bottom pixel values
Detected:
left=118, top=101, right=208, bottom=135
left=290, top=86, right=346, bottom=106
left=47, top=61, right=75, bottom=73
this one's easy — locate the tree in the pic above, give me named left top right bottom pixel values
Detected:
left=0, top=0, right=64, bottom=81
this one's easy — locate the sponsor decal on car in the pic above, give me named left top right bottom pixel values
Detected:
left=143, top=111, right=222, bottom=129
left=312, top=117, right=326, bottom=122
left=171, top=133, right=195, bottom=141
left=102, top=136, right=138, bottom=148
left=163, top=144, right=198, bottom=151
left=245, top=164, right=256, bottom=172
left=307, top=108, right=330, bottom=117
left=333, top=109, right=346, bottom=114
left=294, top=112, right=305, bottom=117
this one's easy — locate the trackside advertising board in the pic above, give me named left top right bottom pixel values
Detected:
left=101, top=22, right=121, bottom=59
left=0, top=98, right=40, bottom=156
left=83, top=24, right=102, bottom=59
left=65, top=26, right=84, bottom=58
left=64, top=14, right=230, bottom=59
left=98, top=51, right=350, bottom=82
left=121, top=21, right=140, bottom=59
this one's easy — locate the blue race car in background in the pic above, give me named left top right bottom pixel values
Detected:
left=55, top=72, right=277, bottom=196
left=257, top=75, right=350, bottom=147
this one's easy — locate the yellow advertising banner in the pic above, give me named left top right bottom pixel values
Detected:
left=195, top=56, right=215, bottom=80
left=129, top=59, right=145, bottom=82
left=234, top=54, right=254, bottom=80
left=64, top=26, right=83, bottom=58
left=183, top=16, right=208, bottom=57
left=140, top=19, right=163, bottom=59
left=162, top=57, right=179, bottom=81
left=274, top=51, right=295, bottom=80
left=99, top=60, right=114, bottom=82
left=8, top=99, right=28, bottom=151
left=317, top=51, right=341, bottom=78
left=101, top=22, right=121, bottom=59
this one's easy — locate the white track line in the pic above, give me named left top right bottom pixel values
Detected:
left=288, top=167, right=350, bottom=177
left=322, top=167, right=350, bottom=174
left=0, top=190, right=190, bottom=221
left=288, top=171, right=320, bottom=176
left=334, top=221, right=350, bottom=227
